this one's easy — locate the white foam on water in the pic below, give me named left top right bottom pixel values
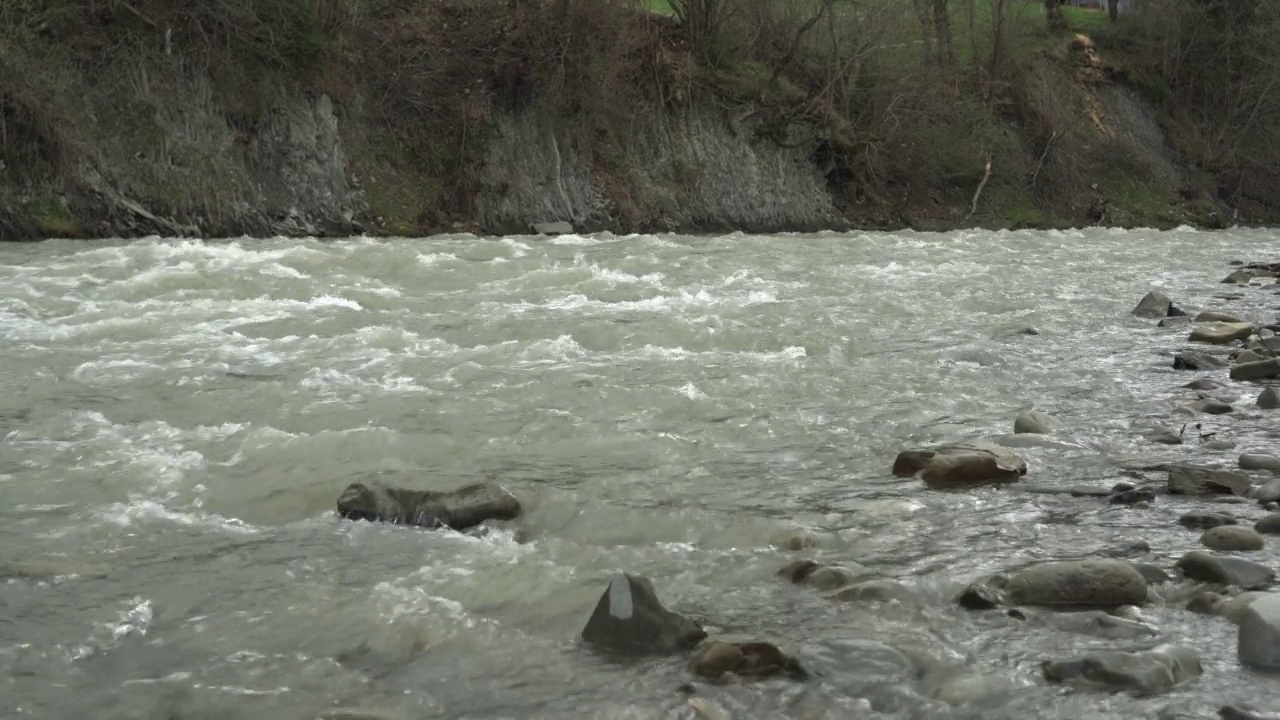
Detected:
left=418, top=252, right=459, bottom=266
left=500, top=238, right=532, bottom=256
left=677, top=382, right=708, bottom=400
left=98, top=500, right=259, bottom=534
left=545, top=233, right=603, bottom=246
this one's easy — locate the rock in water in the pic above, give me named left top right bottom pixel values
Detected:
left=1240, top=454, right=1280, bottom=473
left=1238, top=594, right=1280, bottom=670
left=1004, top=559, right=1147, bottom=608
left=1197, top=311, right=1247, bottom=323
left=336, top=481, right=521, bottom=530
left=581, top=573, right=706, bottom=655
left=687, top=639, right=807, bottom=682
left=955, top=581, right=1007, bottom=610
left=1133, top=290, right=1174, bottom=319
left=1201, top=526, right=1265, bottom=552
left=1176, top=551, right=1276, bottom=590
left=1192, top=397, right=1234, bottom=414
left=531, top=221, right=573, bottom=235
left=1258, top=387, right=1280, bottom=409
left=1191, top=321, right=1256, bottom=345
left=1256, top=479, right=1280, bottom=505
left=1041, top=644, right=1202, bottom=696
left=1013, top=411, right=1053, bottom=434
left=1166, top=465, right=1253, bottom=496
left=1221, top=705, right=1280, bottom=720
left=1256, top=514, right=1280, bottom=535
left=892, top=442, right=1027, bottom=489
left=1173, top=351, right=1227, bottom=370
left=1232, top=358, right=1280, bottom=381
left=1180, top=512, right=1238, bottom=530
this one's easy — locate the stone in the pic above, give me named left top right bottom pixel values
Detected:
left=1236, top=350, right=1268, bottom=364
left=580, top=573, right=706, bottom=655
left=1005, top=559, right=1147, bottom=608
left=1180, top=512, right=1238, bottom=530
left=1221, top=705, right=1280, bottom=720
left=1159, top=316, right=1192, bottom=327
left=892, top=442, right=1027, bottom=490
left=1257, top=479, right=1280, bottom=505
left=1241, top=454, right=1280, bottom=473
left=1206, top=439, right=1238, bottom=451
left=1176, top=551, right=1275, bottom=589
left=1013, top=411, right=1053, bottom=434
left=805, top=566, right=863, bottom=591
left=1238, top=594, right=1280, bottom=670
left=777, top=560, right=819, bottom=583
left=687, top=639, right=807, bottom=682
left=1197, top=311, right=1247, bottom=323
left=955, top=581, right=1006, bottom=610
left=1166, top=465, right=1253, bottom=496
left=1202, top=526, right=1265, bottom=552
left=1133, top=290, right=1174, bottom=318
left=1190, top=322, right=1255, bottom=345
left=1256, top=515, right=1280, bottom=535
left=336, top=481, right=521, bottom=531
left=776, top=533, right=817, bottom=551
left=1173, top=351, right=1227, bottom=370
left=827, top=580, right=916, bottom=605
left=1044, top=610, right=1158, bottom=639
left=1221, top=592, right=1271, bottom=624
left=1149, top=430, right=1184, bottom=445
left=1130, top=563, right=1173, bottom=585
left=1186, top=377, right=1228, bottom=390
left=1041, top=644, right=1202, bottom=696
left=1105, top=540, right=1152, bottom=559
left=1231, top=358, right=1280, bottom=381
left=1110, top=488, right=1156, bottom=506
left=1070, top=484, right=1113, bottom=497
left=1192, top=397, right=1234, bottom=414
left=531, top=221, right=573, bottom=235
left=1258, top=388, right=1280, bottom=409
left=1223, top=270, right=1255, bottom=284
left=1112, top=482, right=1136, bottom=493
left=1187, top=591, right=1226, bottom=616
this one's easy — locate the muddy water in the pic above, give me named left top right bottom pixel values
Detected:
left=2, top=228, right=1279, bottom=719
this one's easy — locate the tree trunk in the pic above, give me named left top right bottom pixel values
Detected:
left=1044, top=0, right=1068, bottom=32
left=1107, top=0, right=1118, bottom=22
left=931, top=0, right=955, bottom=67
left=912, top=0, right=936, bottom=66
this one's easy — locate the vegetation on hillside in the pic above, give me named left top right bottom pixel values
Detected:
left=0, top=0, right=1277, bottom=236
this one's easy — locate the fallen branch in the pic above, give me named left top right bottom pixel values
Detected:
left=1029, top=130, right=1058, bottom=188
left=967, top=151, right=993, bottom=219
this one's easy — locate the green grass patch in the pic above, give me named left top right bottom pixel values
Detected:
left=21, top=196, right=81, bottom=237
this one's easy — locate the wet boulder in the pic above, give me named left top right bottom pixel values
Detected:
left=1005, top=559, right=1147, bottom=608
left=687, top=639, right=807, bottom=682
left=1238, top=594, right=1280, bottom=670
left=336, top=481, right=521, bottom=531
left=1258, top=388, right=1280, bottom=409
left=581, top=573, right=706, bottom=655
left=1013, top=411, right=1053, bottom=434
left=1202, top=526, right=1265, bottom=552
left=1192, top=397, right=1234, bottom=414
left=1231, top=358, right=1280, bottom=381
left=892, top=441, right=1027, bottom=490
left=1240, top=454, right=1280, bottom=473
left=1176, top=551, right=1275, bottom=590
left=1197, top=311, right=1247, bottom=323
left=776, top=560, right=871, bottom=590
left=1256, top=479, right=1280, bottom=505
left=1190, top=321, right=1255, bottom=345
left=1187, top=591, right=1226, bottom=616
left=1180, top=512, right=1238, bottom=530
left=1133, top=290, right=1175, bottom=319
left=1173, top=351, right=1227, bottom=370
left=828, top=579, right=917, bottom=605
left=955, top=580, right=1007, bottom=610
left=1256, top=515, right=1280, bottom=535
left=1166, top=465, right=1253, bottom=496
left=1221, top=705, right=1280, bottom=720
left=1041, top=644, right=1202, bottom=696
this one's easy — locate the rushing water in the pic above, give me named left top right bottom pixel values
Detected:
left=3, top=228, right=1280, bottom=719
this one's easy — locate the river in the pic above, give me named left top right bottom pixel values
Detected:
left=2, top=227, right=1278, bottom=719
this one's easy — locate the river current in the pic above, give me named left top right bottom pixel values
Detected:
left=2, top=228, right=1280, bottom=719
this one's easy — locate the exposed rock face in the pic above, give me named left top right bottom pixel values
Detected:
left=1133, top=290, right=1175, bottom=318
left=1201, top=526, right=1265, bottom=552
left=1041, top=644, right=1202, bottom=696
left=1176, top=551, right=1276, bottom=590
left=1237, top=595, right=1280, bottom=670
left=336, top=481, right=521, bottom=530
left=892, top=442, right=1027, bottom=489
left=1013, top=411, right=1054, bottom=434
left=1004, top=560, right=1147, bottom=608
left=1166, top=465, right=1254, bottom=496
left=687, top=639, right=807, bottom=682
left=581, top=573, right=706, bottom=655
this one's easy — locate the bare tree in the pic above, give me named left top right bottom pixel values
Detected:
left=1043, top=0, right=1067, bottom=32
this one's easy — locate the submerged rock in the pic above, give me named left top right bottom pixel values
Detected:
left=1258, top=387, right=1280, bottom=409
left=1159, top=316, right=1192, bottom=327
left=1110, top=487, right=1156, bottom=506
left=687, top=639, right=807, bottom=682
left=1166, top=465, right=1253, bottom=496
left=1241, top=454, right=1280, bottom=473
left=1133, top=290, right=1175, bottom=319
left=1192, top=397, right=1234, bottom=414
left=1187, top=591, right=1226, bottom=616
left=892, top=442, right=1027, bottom=490
left=1186, top=377, right=1228, bottom=390
left=1180, top=511, right=1238, bottom=530
left=1041, top=644, right=1202, bottom=696
left=1042, top=610, right=1158, bottom=640
left=1013, top=411, right=1053, bottom=434
left=581, top=573, right=706, bottom=655
left=1197, top=311, right=1247, bottom=323
left=827, top=579, right=917, bottom=605
left=336, top=481, right=521, bottom=531
left=1238, top=595, right=1280, bottom=670
left=1201, top=526, right=1265, bottom=552
left=1005, top=559, right=1147, bottom=608
left=1176, top=551, right=1276, bottom=590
